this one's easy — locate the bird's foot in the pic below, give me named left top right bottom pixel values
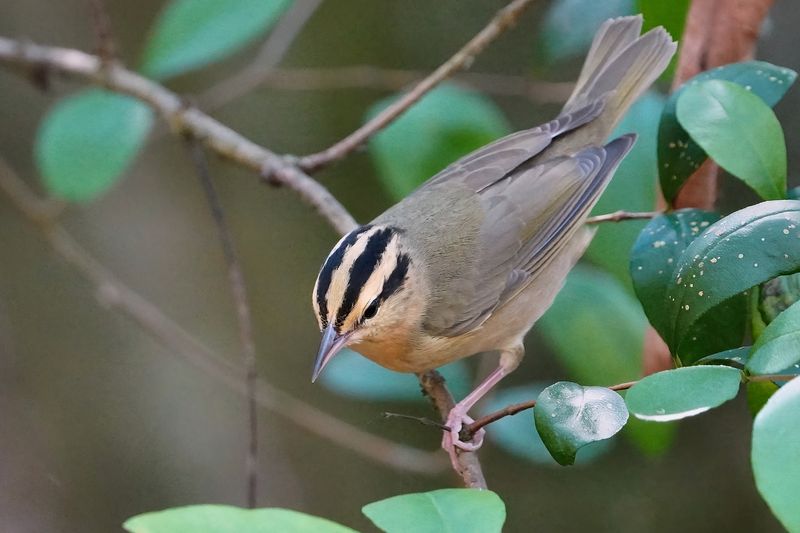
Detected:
left=441, top=406, right=485, bottom=470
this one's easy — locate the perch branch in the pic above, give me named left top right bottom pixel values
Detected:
left=296, top=0, right=538, bottom=173
left=0, top=158, right=445, bottom=475
left=185, top=138, right=260, bottom=508
left=418, top=371, right=487, bottom=489
left=0, top=36, right=357, bottom=235
left=586, top=210, right=662, bottom=224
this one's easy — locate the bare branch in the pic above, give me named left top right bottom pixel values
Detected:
left=296, top=0, right=538, bottom=173
left=87, top=0, right=116, bottom=62
left=0, top=36, right=357, bottom=235
left=586, top=210, right=662, bottom=225
left=185, top=139, right=260, bottom=507
left=201, top=0, right=324, bottom=110
left=418, top=371, right=487, bottom=489
left=0, top=158, right=445, bottom=475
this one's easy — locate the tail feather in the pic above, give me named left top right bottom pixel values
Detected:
left=561, top=15, right=677, bottom=132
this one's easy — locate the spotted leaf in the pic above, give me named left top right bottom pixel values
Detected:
left=630, top=210, right=747, bottom=362
left=658, top=61, right=796, bottom=204
left=664, top=201, right=800, bottom=362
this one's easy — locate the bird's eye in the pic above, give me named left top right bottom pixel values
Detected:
left=362, top=300, right=380, bottom=321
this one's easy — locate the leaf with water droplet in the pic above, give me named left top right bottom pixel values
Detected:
left=625, top=366, right=741, bottom=422
left=658, top=61, right=796, bottom=203
left=533, top=381, right=628, bottom=466
left=482, top=384, right=613, bottom=465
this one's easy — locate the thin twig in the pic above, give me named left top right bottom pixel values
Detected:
left=418, top=371, right=487, bottom=489
left=296, top=0, right=538, bottom=173
left=748, top=374, right=798, bottom=383
left=184, top=138, right=260, bottom=508
left=586, top=210, right=662, bottom=224
left=0, top=158, right=445, bottom=475
left=0, top=36, right=357, bottom=236
left=200, top=0, right=324, bottom=110
left=382, top=412, right=449, bottom=431
left=87, top=0, right=116, bottom=63
left=224, top=65, right=572, bottom=103
left=464, top=380, right=638, bottom=437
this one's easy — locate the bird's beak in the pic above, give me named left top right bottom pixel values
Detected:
left=312, top=323, right=350, bottom=383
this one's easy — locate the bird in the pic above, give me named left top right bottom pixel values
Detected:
left=310, top=15, right=676, bottom=467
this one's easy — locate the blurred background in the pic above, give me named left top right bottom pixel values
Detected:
left=1, top=0, right=798, bottom=531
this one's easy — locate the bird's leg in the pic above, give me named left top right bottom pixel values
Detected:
left=442, top=346, right=523, bottom=466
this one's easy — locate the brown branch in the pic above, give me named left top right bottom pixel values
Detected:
left=748, top=374, right=797, bottom=383
left=670, top=0, right=774, bottom=209
left=0, top=36, right=357, bottom=236
left=87, top=0, right=116, bottom=62
left=464, top=381, right=637, bottom=438
left=185, top=139, right=260, bottom=508
left=200, top=0, right=324, bottom=110
left=418, top=371, right=487, bottom=489
left=0, top=158, right=445, bottom=475
left=296, top=0, right=538, bottom=173
left=585, top=210, right=662, bottom=224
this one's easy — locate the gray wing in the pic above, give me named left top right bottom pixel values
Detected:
left=425, top=135, right=636, bottom=337
left=417, top=100, right=605, bottom=194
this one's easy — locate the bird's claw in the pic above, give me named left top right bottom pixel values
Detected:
left=441, top=406, right=486, bottom=470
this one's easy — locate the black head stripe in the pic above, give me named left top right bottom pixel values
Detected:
left=316, top=225, right=372, bottom=326
left=335, top=227, right=395, bottom=328
left=377, top=253, right=410, bottom=304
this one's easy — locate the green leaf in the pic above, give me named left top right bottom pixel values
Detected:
left=752, top=376, right=800, bottom=532
left=319, top=348, right=470, bottom=401
left=586, top=92, right=663, bottom=286
left=538, top=0, right=634, bottom=63
left=362, top=489, right=505, bottom=533
left=533, top=381, right=628, bottom=466
left=123, top=505, right=356, bottom=533
left=35, top=89, right=153, bottom=202
left=677, top=79, right=787, bottom=201
left=638, top=0, right=690, bottom=42
left=696, top=346, right=752, bottom=369
left=481, top=384, right=613, bottom=465
left=538, top=265, right=645, bottom=385
left=630, top=209, right=747, bottom=361
left=747, top=302, right=800, bottom=375
left=368, top=84, right=509, bottom=200
left=625, top=366, right=741, bottom=421
left=664, top=201, right=800, bottom=360
left=140, top=0, right=292, bottom=80
left=658, top=61, right=796, bottom=203
left=747, top=381, right=779, bottom=417
left=637, top=0, right=689, bottom=80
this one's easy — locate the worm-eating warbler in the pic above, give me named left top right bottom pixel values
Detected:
left=311, top=16, right=676, bottom=464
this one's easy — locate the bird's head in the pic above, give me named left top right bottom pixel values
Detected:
left=311, top=224, right=419, bottom=381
